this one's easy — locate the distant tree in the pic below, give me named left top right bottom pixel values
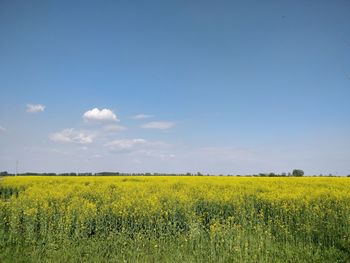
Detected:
left=0, top=171, right=8, bottom=176
left=292, top=169, right=304, bottom=177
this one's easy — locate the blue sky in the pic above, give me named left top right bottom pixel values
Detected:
left=0, top=0, right=349, bottom=175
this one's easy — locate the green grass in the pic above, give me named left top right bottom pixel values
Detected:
left=1, top=230, right=348, bottom=263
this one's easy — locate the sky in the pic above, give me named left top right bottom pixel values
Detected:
left=0, top=0, right=349, bottom=175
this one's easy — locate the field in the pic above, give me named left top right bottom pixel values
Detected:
left=0, top=176, right=350, bottom=262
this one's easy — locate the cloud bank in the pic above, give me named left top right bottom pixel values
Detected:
left=26, top=104, right=45, bottom=113
left=105, top=138, right=147, bottom=152
left=49, top=128, right=95, bottom=144
left=141, top=121, right=175, bottom=129
left=83, top=108, right=118, bottom=122
left=103, top=124, right=126, bottom=132
left=132, top=114, right=153, bottom=119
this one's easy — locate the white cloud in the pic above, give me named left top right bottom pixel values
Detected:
left=141, top=121, right=175, bottom=129
left=105, top=138, right=147, bottom=152
left=103, top=124, right=126, bottom=132
left=0, top=126, right=6, bottom=132
left=26, top=104, right=45, bottom=113
left=132, top=114, right=153, bottom=119
left=83, top=108, right=118, bottom=122
left=105, top=139, right=173, bottom=161
left=49, top=128, right=95, bottom=144
left=159, top=153, right=176, bottom=160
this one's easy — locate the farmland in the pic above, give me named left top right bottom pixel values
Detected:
left=0, top=176, right=350, bottom=262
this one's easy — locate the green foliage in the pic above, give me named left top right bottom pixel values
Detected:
left=292, top=169, right=304, bottom=177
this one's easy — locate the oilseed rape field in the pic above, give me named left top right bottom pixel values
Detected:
left=0, top=176, right=349, bottom=262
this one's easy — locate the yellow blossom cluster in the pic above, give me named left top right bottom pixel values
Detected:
left=0, top=176, right=349, bottom=247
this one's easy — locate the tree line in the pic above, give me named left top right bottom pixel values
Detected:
left=2, top=169, right=347, bottom=177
